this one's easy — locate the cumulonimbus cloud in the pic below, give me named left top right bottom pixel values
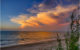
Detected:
left=11, top=5, right=77, bottom=30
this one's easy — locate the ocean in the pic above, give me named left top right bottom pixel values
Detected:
left=0, top=31, right=64, bottom=48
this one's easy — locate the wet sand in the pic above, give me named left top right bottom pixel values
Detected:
left=1, top=39, right=58, bottom=50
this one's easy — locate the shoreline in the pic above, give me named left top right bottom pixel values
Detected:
left=1, top=39, right=60, bottom=50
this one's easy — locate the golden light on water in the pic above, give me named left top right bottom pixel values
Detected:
left=17, top=32, right=57, bottom=44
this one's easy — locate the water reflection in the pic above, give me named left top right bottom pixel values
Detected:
left=17, top=32, right=57, bottom=44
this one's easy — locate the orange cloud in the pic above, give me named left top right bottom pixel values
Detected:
left=11, top=5, right=77, bottom=30
left=37, top=12, right=57, bottom=24
left=11, top=13, right=57, bottom=28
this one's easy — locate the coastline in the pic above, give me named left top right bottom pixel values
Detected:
left=1, top=39, right=59, bottom=50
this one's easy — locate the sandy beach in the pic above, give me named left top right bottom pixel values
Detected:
left=1, top=37, right=80, bottom=50
left=1, top=39, right=59, bottom=50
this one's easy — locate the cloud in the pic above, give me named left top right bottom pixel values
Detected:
left=11, top=12, right=57, bottom=28
left=11, top=4, right=77, bottom=31
left=27, top=0, right=58, bottom=14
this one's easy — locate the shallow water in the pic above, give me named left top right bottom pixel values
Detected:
left=0, top=31, right=64, bottom=47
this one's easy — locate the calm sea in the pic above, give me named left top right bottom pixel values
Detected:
left=0, top=31, right=64, bottom=47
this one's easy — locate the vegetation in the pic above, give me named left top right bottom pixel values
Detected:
left=56, top=8, right=80, bottom=50
left=56, top=33, right=63, bottom=50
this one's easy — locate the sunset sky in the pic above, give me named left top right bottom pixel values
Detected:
left=1, top=0, right=79, bottom=31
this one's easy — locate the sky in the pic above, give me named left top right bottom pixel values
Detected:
left=1, top=0, right=80, bottom=31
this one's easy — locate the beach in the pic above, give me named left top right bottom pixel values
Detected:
left=1, top=39, right=58, bottom=50
left=0, top=31, right=65, bottom=50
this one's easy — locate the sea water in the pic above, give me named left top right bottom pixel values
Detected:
left=0, top=31, right=64, bottom=47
